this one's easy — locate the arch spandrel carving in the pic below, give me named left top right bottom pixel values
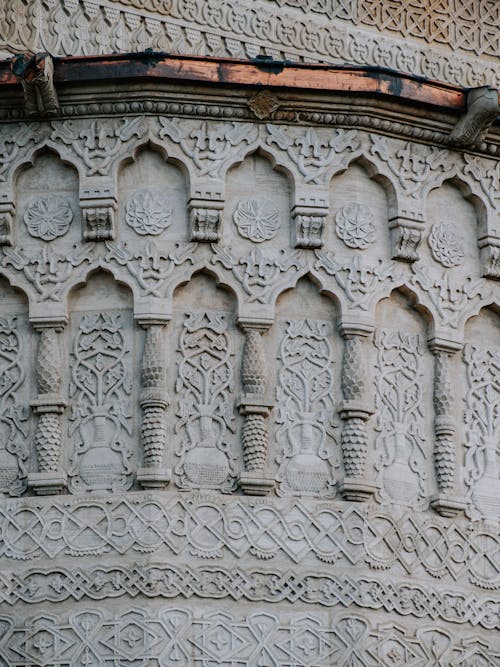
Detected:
left=0, top=28, right=498, bottom=659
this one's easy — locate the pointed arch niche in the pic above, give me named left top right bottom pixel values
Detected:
left=373, top=289, right=434, bottom=508
left=462, top=306, right=500, bottom=521
left=273, top=277, right=341, bottom=497
left=328, top=161, right=391, bottom=258
left=15, top=151, right=80, bottom=246
left=67, top=271, right=138, bottom=494
left=424, top=179, right=482, bottom=273
left=0, top=276, right=33, bottom=496
left=224, top=153, right=292, bottom=249
left=117, top=146, right=188, bottom=241
left=170, top=272, right=242, bottom=493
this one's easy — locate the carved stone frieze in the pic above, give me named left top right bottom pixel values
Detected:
left=0, top=38, right=497, bottom=655
left=0, top=604, right=498, bottom=666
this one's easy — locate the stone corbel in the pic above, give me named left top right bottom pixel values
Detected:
left=80, top=179, right=117, bottom=241
left=136, top=320, right=171, bottom=489
left=389, top=207, right=425, bottom=262
left=479, top=236, right=500, bottom=280
left=0, top=199, right=14, bottom=245
left=428, top=339, right=466, bottom=518
left=337, top=323, right=378, bottom=502
left=448, top=87, right=500, bottom=148
left=238, top=319, right=275, bottom=495
left=188, top=198, right=223, bottom=242
left=11, top=53, right=59, bottom=117
left=292, top=189, right=329, bottom=249
left=28, top=323, right=67, bottom=495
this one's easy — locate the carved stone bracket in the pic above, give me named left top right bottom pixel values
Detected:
left=137, top=323, right=171, bottom=489
left=479, top=237, right=500, bottom=280
left=292, top=191, right=328, bottom=249
left=0, top=200, right=14, bottom=245
left=11, top=53, right=59, bottom=117
left=449, top=87, right=500, bottom=148
left=292, top=207, right=327, bottom=249
left=338, top=324, right=378, bottom=502
left=188, top=199, right=223, bottom=242
left=81, top=199, right=116, bottom=241
left=429, top=341, right=466, bottom=518
left=81, top=181, right=117, bottom=241
left=389, top=216, right=424, bottom=263
left=238, top=322, right=275, bottom=495
left=28, top=325, right=67, bottom=495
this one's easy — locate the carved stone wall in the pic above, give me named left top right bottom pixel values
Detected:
left=0, top=44, right=499, bottom=666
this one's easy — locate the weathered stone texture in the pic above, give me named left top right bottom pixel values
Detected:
left=0, top=4, right=499, bottom=661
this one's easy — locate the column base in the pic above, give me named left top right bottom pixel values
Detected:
left=339, top=478, right=379, bottom=502
left=239, top=472, right=275, bottom=496
left=137, top=466, right=171, bottom=489
left=28, top=471, right=67, bottom=495
left=431, top=494, right=467, bottom=518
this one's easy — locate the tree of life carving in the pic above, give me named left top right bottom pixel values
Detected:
left=463, top=343, right=500, bottom=521
left=175, top=311, right=237, bottom=492
left=374, top=329, right=428, bottom=508
left=68, top=312, right=133, bottom=493
left=276, top=319, right=338, bottom=497
left=0, top=317, right=28, bottom=495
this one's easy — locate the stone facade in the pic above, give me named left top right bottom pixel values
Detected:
left=0, top=3, right=499, bottom=665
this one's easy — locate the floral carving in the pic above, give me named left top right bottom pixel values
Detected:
left=23, top=197, right=73, bottom=241
left=68, top=312, right=133, bottom=494
left=0, top=316, right=28, bottom=496
left=428, top=222, right=465, bottom=267
left=335, top=203, right=376, bottom=249
left=175, top=311, right=237, bottom=493
left=233, top=198, right=280, bottom=242
left=125, top=190, right=172, bottom=236
left=276, top=319, right=338, bottom=497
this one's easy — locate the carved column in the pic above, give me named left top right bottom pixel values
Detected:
left=429, top=342, right=466, bottom=517
left=28, top=325, right=67, bottom=495
left=338, top=325, right=378, bottom=501
left=238, top=323, right=274, bottom=495
left=137, top=323, right=171, bottom=488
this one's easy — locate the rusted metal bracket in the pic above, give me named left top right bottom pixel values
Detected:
left=11, top=52, right=59, bottom=117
